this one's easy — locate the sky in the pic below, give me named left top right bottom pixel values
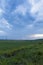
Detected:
left=0, top=0, right=43, bottom=40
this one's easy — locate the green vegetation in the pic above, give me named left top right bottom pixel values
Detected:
left=0, top=40, right=43, bottom=65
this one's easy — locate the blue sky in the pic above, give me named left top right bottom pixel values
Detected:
left=0, top=0, right=43, bottom=40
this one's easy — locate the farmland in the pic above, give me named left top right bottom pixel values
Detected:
left=0, top=40, right=43, bottom=65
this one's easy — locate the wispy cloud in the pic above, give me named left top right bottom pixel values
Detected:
left=12, top=0, right=43, bottom=26
left=14, top=5, right=27, bottom=16
left=30, top=0, right=43, bottom=21
left=12, top=0, right=31, bottom=16
left=0, top=30, right=6, bottom=36
left=0, top=18, right=13, bottom=30
left=0, top=8, right=3, bottom=14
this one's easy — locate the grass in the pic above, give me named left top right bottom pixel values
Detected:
left=0, top=40, right=43, bottom=65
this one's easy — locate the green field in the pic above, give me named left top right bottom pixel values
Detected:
left=0, top=40, right=43, bottom=65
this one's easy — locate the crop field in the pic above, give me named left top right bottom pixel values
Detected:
left=0, top=40, right=43, bottom=65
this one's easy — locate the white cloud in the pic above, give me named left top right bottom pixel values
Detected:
left=0, top=8, right=3, bottom=14
left=12, top=0, right=31, bottom=16
left=30, top=0, right=43, bottom=22
left=28, top=0, right=35, bottom=6
left=12, top=0, right=43, bottom=22
left=30, top=3, right=40, bottom=15
left=13, top=0, right=43, bottom=15
left=13, top=5, right=27, bottom=16
left=23, top=34, right=43, bottom=40
left=0, top=30, right=6, bottom=36
left=28, top=0, right=43, bottom=27
left=30, top=34, right=43, bottom=39
left=0, top=18, right=13, bottom=30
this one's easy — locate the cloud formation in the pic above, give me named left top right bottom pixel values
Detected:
left=0, top=0, right=43, bottom=39
left=30, top=34, right=43, bottom=39
left=0, top=30, right=6, bottom=36
left=0, top=18, right=13, bottom=30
